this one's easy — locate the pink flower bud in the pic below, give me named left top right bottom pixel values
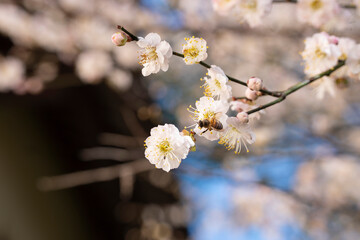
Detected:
left=112, top=32, right=128, bottom=46
left=247, top=77, right=263, bottom=91
left=236, top=112, right=249, bottom=124
left=328, top=35, right=339, bottom=45
left=245, top=88, right=258, bottom=100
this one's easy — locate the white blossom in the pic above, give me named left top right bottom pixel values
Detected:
left=296, top=0, right=339, bottom=28
left=145, top=124, right=194, bottom=172
left=182, top=37, right=208, bottom=65
left=301, top=32, right=341, bottom=76
left=137, top=33, right=172, bottom=77
left=0, top=56, right=24, bottom=92
left=188, top=97, right=229, bottom=141
left=234, top=0, right=272, bottom=28
left=202, top=65, right=232, bottom=100
left=219, top=117, right=255, bottom=154
left=76, top=50, right=113, bottom=84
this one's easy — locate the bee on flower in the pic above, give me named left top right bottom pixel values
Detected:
left=201, top=65, right=232, bottom=101
left=187, top=97, right=229, bottom=141
left=137, top=33, right=173, bottom=76
left=182, top=36, right=208, bottom=65
left=145, top=124, right=194, bottom=172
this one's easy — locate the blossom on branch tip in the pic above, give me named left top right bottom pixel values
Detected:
left=202, top=65, right=232, bottom=100
left=219, top=117, right=255, bottom=154
left=145, top=124, right=194, bottom=172
left=137, top=33, right=172, bottom=77
left=112, top=32, right=128, bottom=46
left=182, top=37, right=208, bottom=65
left=188, top=97, right=229, bottom=141
left=301, top=32, right=341, bottom=76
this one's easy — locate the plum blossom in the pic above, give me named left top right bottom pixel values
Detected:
left=234, top=0, right=272, bottom=28
left=219, top=117, right=255, bottom=154
left=137, top=33, right=173, bottom=76
left=301, top=32, right=341, bottom=76
left=188, top=97, right=229, bottom=141
left=0, top=56, right=24, bottom=92
left=145, top=124, right=194, bottom=172
left=296, top=0, right=339, bottom=28
left=202, top=65, right=232, bottom=100
left=182, top=37, right=208, bottom=65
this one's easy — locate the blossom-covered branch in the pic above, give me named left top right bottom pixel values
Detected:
left=113, top=26, right=360, bottom=172
left=117, top=26, right=282, bottom=98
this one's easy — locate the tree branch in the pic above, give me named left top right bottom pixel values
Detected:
left=118, top=26, right=282, bottom=98
left=247, top=60, right=346, bottom=115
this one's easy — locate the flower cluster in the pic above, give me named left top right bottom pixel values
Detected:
left=113, top=31, right=261, bottom=171
left=301, top=32, right=360, bottom=99
left=112, top=28, right=359, bottom=172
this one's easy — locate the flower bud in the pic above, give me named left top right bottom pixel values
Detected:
left=112, top=32, right=128, bottom=46
left=245, top=88, right=258, bottom=100
left=236, top=112, right=249, bottom=124
left=247, top=77, right=263, bottom=91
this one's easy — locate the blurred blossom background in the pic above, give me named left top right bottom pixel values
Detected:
left=0, top=0, right=360, bottom=239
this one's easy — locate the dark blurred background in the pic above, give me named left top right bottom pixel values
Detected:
left=1, top=0, right=360, bottom=240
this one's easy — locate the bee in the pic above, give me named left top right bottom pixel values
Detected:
left=198, top=113, right=223, bottom=134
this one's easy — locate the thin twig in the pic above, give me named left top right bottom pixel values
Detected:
left=247, top=60, right=346, bottom=115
